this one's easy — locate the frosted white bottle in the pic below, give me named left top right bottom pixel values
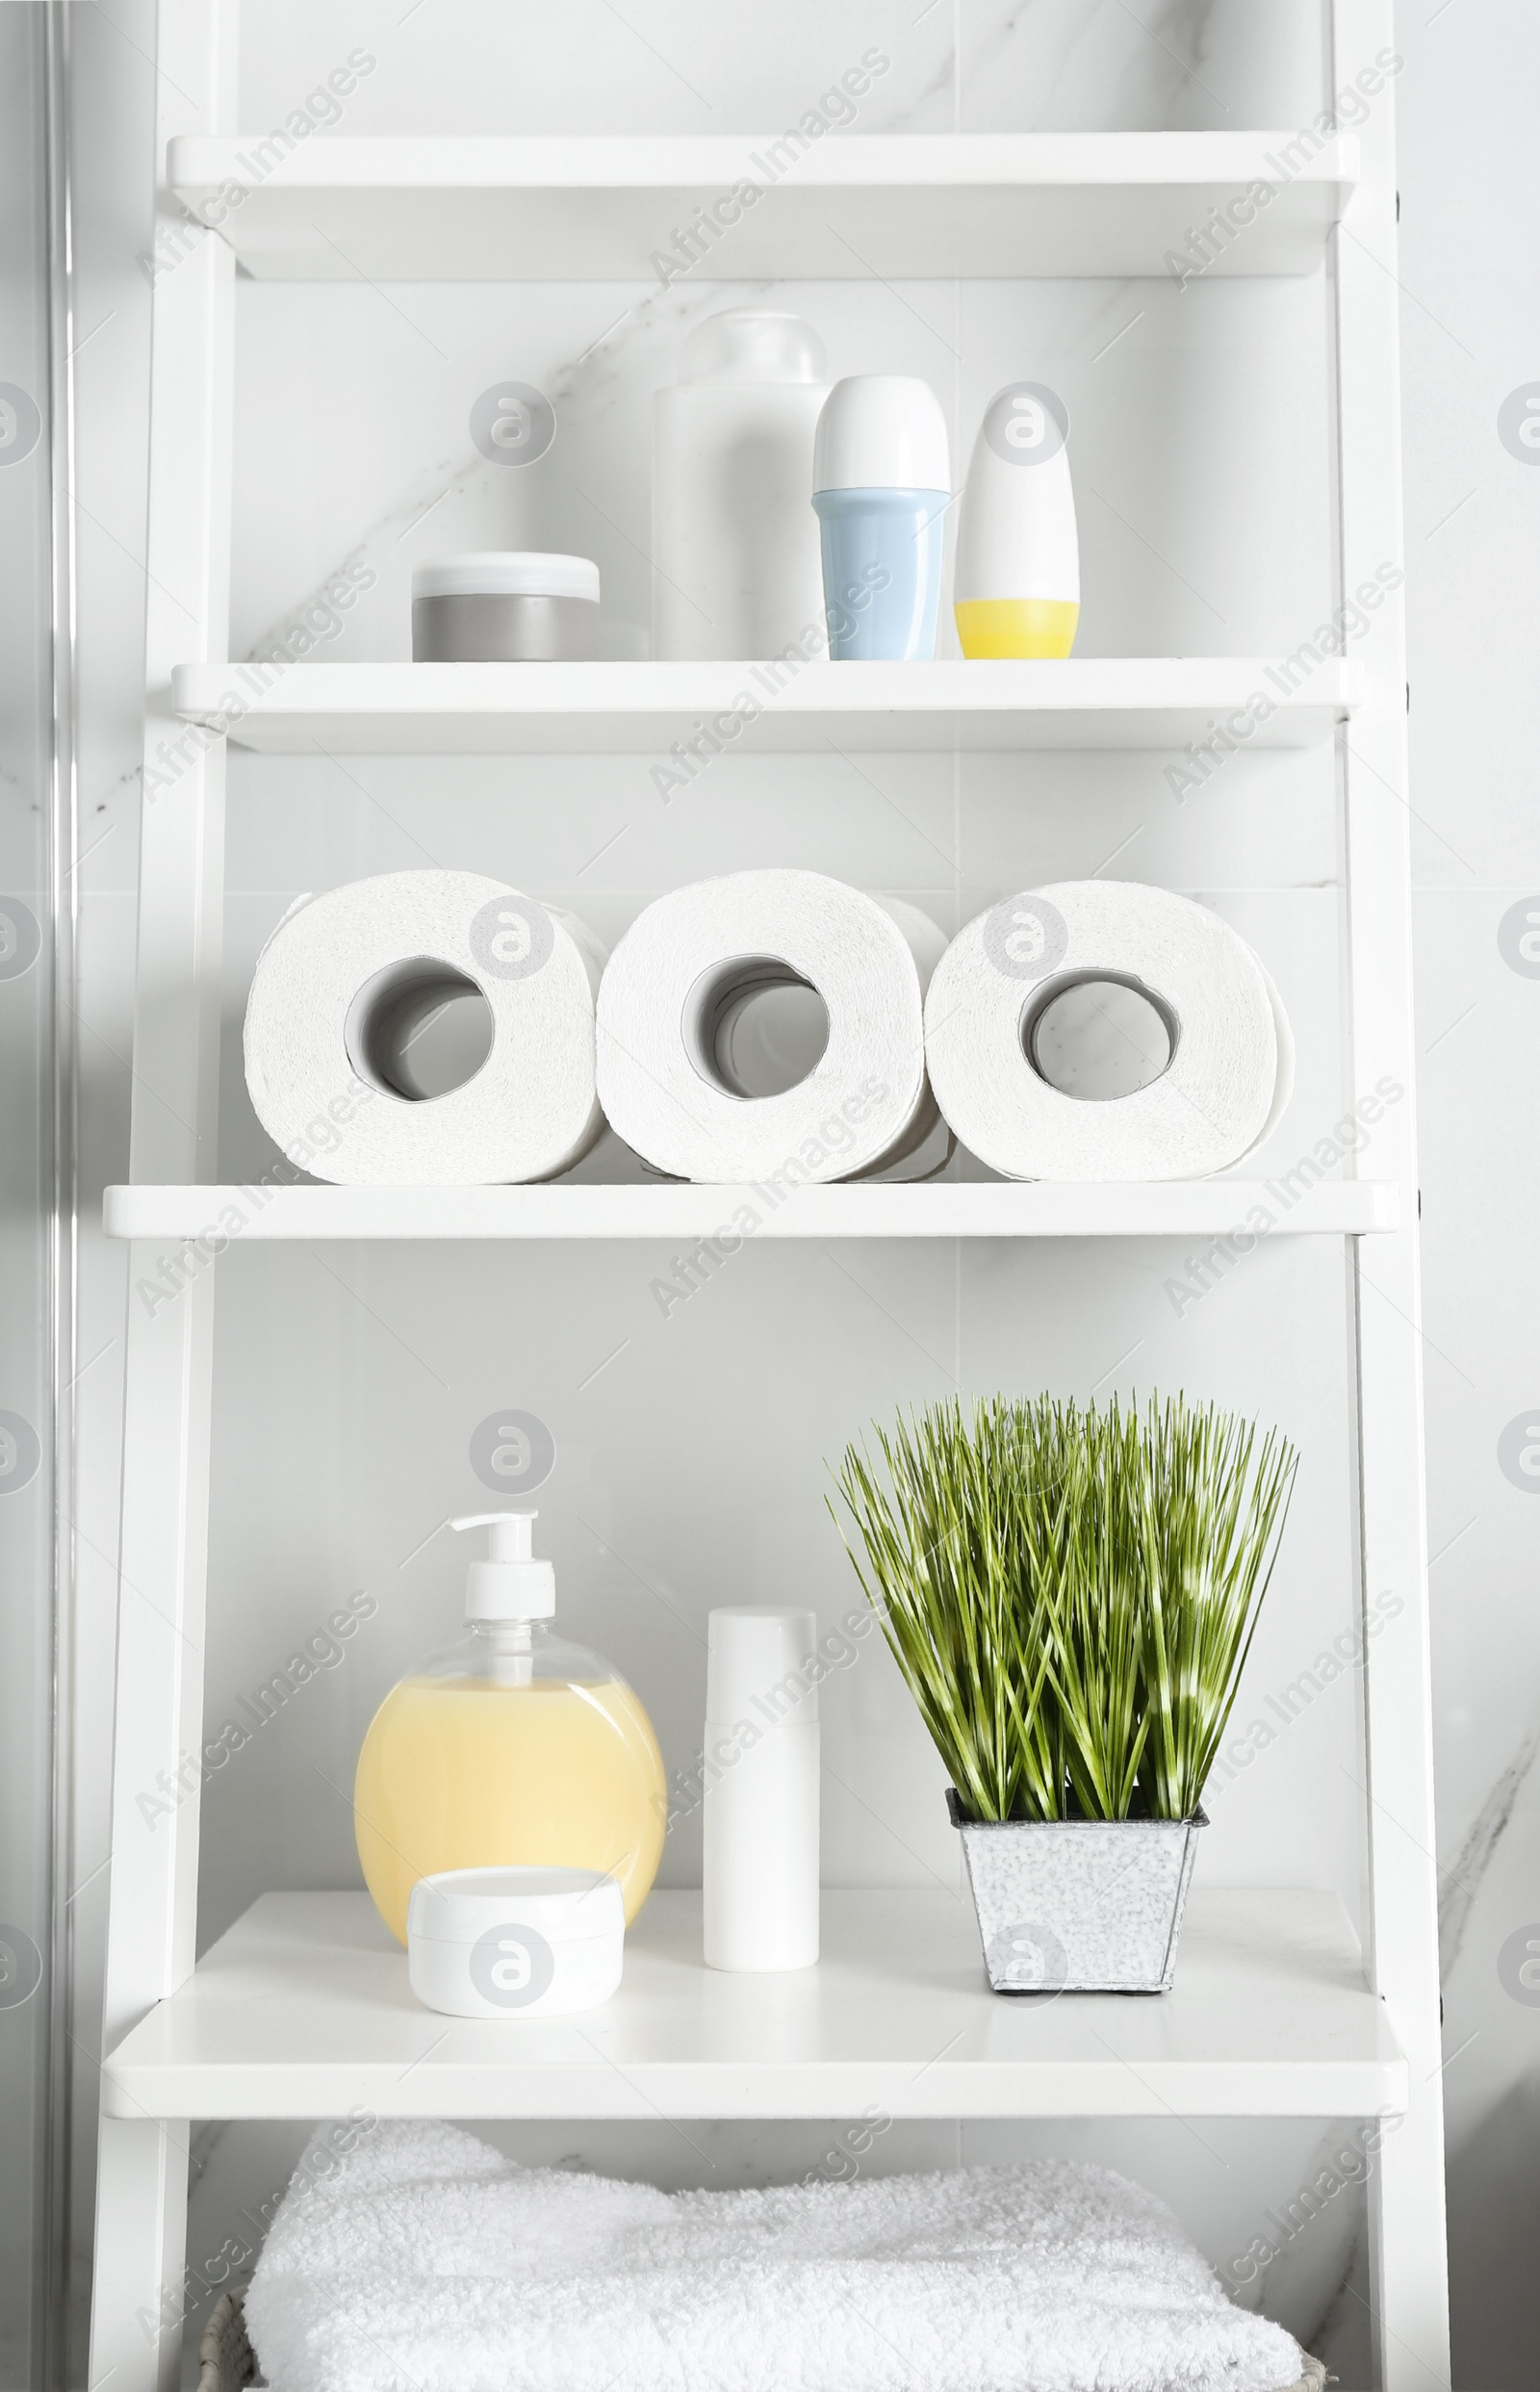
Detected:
left=703, top=1608, right=820, bottom=1971
left=954, top=381, right=1080, bottom=658
left=652, top=312, right=829, bottom=661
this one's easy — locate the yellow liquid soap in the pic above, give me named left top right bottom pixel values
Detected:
left=355, top=1671, right=666, bottom=1944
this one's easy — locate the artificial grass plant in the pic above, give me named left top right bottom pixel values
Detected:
left=831, top=1392, right=1296, bottom=1824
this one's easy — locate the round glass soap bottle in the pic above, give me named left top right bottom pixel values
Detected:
left=354, top=1512, right=665, bottom=1944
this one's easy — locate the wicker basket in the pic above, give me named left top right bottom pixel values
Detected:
left=197, top=2289, right=261, bottom=2390
left=195, top=2280, right=1327, bottom=2392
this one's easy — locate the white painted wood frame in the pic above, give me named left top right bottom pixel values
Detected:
left=87, top=7, right=236, bottom=2389
left=1331, top=3, right=1451, bottom=2383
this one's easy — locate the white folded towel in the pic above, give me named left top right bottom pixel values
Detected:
left=244, top=2119, right=1306, bottom=2392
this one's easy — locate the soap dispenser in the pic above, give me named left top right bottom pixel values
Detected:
left=353, top=1511, right=666, bottom=1944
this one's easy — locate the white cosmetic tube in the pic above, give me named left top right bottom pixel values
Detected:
left=703, top=1608, right=820, bottom=1972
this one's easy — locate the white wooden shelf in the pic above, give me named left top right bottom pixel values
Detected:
left=103, top=1180, right=1399, bottom=1244
left=102, top=1887, right=1406, bottom=2122
left=168, top=134, right=1355, bottom=282
left=174, top=659, right=1359, bottom=757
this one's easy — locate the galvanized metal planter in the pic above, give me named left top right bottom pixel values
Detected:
left=948, top=1789, right=1206, bottom=1993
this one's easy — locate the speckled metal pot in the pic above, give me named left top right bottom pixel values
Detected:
left=947, top=1789, right=1206, bottom=1994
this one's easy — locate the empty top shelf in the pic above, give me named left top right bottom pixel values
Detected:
left=167, top=134, right=1357, bottom=281
left=102, top=1887, right=1406, bottom=2122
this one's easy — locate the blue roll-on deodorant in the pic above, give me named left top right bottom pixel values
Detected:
left=810, top=377, right=951, bottom=660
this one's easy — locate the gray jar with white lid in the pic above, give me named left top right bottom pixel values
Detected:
left=411, top=552, right=600, bottom=660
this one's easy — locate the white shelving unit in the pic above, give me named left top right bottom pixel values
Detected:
left=89, top=8, right=1450, bottom=2388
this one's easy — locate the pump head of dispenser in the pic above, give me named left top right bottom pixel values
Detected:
left=451, top=1509, right=556, bottom=1623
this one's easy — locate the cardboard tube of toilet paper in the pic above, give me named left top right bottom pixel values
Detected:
left=923, top=881, right=1283, bottom=1181
left=244, top=870, right=606, bottom=1184
left=596, top=870, right=945, bottom=1185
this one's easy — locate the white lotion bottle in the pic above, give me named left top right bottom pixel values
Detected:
left=652, top=311, right=829, bottom=661
left=703, top=1608, right=820, bottom=1971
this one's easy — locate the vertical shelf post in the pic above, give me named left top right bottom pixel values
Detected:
left=87, top=6, right=236, bottom=2388
left=1332, top=2, right=1451, bottom=2384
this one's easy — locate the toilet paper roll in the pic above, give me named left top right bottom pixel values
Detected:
left=244, top=870, right=606, bottom=1185
left=597, top=871, right=944, bottom=1184
left=924, top=881, right=1285, bottom=1182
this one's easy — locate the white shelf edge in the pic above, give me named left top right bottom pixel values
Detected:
left=165, top=132, right=1358, bottom=283
left=101, top=1888, right=1409, bottom=2124
left=169, top=131, right=1361, bottom=193
left=103, top=1179, right=1399, bottom=1243
left=171, top=658, right=1360, bottom=757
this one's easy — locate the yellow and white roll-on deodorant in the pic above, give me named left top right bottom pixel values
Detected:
left=953, top=382, right=1079, bottom=659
